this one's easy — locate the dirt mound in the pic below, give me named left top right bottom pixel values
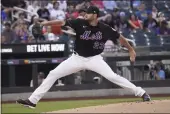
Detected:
left=49, top=100, right=170, bottom=113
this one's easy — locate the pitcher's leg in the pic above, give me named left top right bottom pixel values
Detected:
left=29, top=55, right=83, bottom=104
left=86, top=56, right=145, bottom=97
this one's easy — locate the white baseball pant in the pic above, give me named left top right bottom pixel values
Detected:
left=29, top=53, right=145, bottom=104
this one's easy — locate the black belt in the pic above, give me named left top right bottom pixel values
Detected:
left=73, top=51, right=95, bottom=57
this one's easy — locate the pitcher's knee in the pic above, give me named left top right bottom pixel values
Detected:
left=48, top=69, right=63, bottom=78
left=49, top=70, right=56, bottom=76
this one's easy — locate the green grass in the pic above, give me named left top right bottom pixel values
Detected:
left=2, top=97, right=170, bottom=113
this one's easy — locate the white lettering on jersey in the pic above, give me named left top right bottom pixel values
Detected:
left=80, top=31, right=102, bottom=40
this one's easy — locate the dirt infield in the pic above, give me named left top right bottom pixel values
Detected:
left=49, top=100, right=170, bottom=113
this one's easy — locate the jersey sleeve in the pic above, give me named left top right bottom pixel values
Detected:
left=64, top=19, right=82, bottom=30
left=107, top=27, right=120, bottom=43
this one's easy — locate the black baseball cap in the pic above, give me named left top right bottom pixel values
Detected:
left=78, top=9, right=86, bottom=13
left=86, top=6, right=99, bottom=16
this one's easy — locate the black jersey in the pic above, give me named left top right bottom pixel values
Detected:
left=64, top=19, right=120, bottom=57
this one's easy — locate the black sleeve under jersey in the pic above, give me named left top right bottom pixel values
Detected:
left=107, top=26, right=120, bottom=44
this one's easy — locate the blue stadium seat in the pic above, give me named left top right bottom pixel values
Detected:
left=132, top=30, right=148, bottom=46
left=127, top=33, right=135, bottom=40
left=144, top=31, right=161, bottom=46
left=163, top=11, right=170, bottom=19
left=149, top=38, right=161, bottom=46
left=145, top=30, right=157, bottom=38
left=167, top=1, right=170, bottom=7
left=162, top=36, right=170, bottom=44
left=162, top=43, right=170, bottom=51
left=153, top=0, right=158, bottom=7
left=121, top=29, right=131, bottom=38
left=157, top=1, right=167, bottom=11
left=143, top=1, right=152, bottom=10
left=135, top=41, right=147, bottom=46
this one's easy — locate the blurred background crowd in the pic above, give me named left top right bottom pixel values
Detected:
left=1, top=0, right=170, bottom=44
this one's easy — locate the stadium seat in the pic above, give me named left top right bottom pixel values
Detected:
left=127, top=33, right=135, bottom=40
left=163, top=43, right=170, bottom=51
left=156, top=1, right=165, bottom=10
left=162, top=36, right=170, bottom=44
left=135, top=41, right=148, bottom=46
left=153, top=0, right=158, bottom=8
left=163, top=11, right=170, bottom=19
left=145, top=30, right=157, bottom=38
left=121, top=9, right=132, bottom=17
left=143, top=1, right=152, bottom=10
left=121, top=29, right=131, bottom=38
left=133, top=31, right=148, bottom=46
left=149, top=38, right=161, bottom=46
left=145, top=31, right=161, bottom=47
left=167, top=1, right=170, bottom=7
